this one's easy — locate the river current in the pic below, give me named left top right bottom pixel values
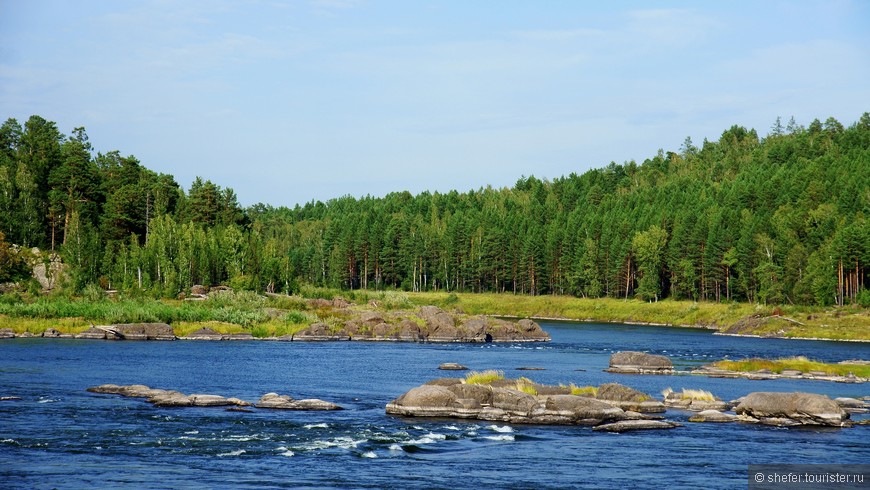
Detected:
left=1, top=322, right=868, bottom=489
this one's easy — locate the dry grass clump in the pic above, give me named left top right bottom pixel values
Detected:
left=514, top=377, right=539, bottom=395
left=564, top=383, right=598, bottom=397
left=662, top=387, right=717, bottom=401
left=464, top=370, right=505, bottom=385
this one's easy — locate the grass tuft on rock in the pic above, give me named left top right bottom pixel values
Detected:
left=662, top=388, right=717, bottom=401
left=565, top=383, right=598, bottom=397
left=464, top=370, right=505, bottom=385
left=514, top=377, right=539, bottom=395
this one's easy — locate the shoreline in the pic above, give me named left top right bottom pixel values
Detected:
left=3, top=315, right=869, bottom=343
left=498, top=314, right=870, bottom=342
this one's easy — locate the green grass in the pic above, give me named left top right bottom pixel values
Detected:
left=3, top=286, right=867, bottom=341
left=464, top=370, right=505, bottom=385
left=711, top=356, right=870, bottom=378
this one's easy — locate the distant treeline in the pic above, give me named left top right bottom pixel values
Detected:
left=0, top=114, right=867, bottom=306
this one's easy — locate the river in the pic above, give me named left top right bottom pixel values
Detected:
left=1, top=321, right=868, bottom=489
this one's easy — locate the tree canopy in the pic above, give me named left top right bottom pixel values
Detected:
left=0, top=113, right=867, bottom=307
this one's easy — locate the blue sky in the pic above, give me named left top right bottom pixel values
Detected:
left=1, top=0, right=868, bottom=207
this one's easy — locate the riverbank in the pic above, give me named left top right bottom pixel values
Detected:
left=0, top=289, right=867, bottom=341
left=406, top=292, right=870, bottom=342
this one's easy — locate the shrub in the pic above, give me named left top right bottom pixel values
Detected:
left=378, top=290, right=412, bottom=310
left=82, top=283, right=105, bottom=302
left=284, top=310, right=316, bottom=324
left=207, top=289, right=266, bottom=310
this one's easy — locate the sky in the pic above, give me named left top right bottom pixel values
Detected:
left=1, top=0, right=868, bottom=208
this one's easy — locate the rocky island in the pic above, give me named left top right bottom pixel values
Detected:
left=386, top=373, right=679, bottom=432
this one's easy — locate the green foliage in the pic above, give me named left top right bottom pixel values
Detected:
left=0, top=231, right=30, bottom=282
left=1, top=113, right=867, bottom=310
left=375, top=290, right=412, bottom=310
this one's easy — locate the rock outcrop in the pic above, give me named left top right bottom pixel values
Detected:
left=595, top=383, right=665, bottom=413
left=87, top=384, right=342, bottom=411
left=733, top=392, right=850, bottom=427
left=86, top=384, right=250, bottom=408
left=291, top=306, right=548, bottom=343
left=255, top=392, right=343, bottom=410
left=688, top=410, right=737, bottom=423
left=592, top=420, right=680, bottom=432
left=386, top=378, right=677, bottom=431
left=606, top=351, right=674, bottom=374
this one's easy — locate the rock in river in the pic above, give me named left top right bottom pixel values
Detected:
left=438, top=363, right=469, bottom=371
left=592, top=420, right=680, bottom=433
left=606, top=351, right=674, bottom=374
left=386, top=378, right=677, bottom=430
left=734, top=392, right=850, bottom=427
left=255, top=392, right=343, bottom=410
left=595, top=383, right=665, bottom=413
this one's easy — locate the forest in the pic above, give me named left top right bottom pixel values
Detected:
left=0, top=113, right=867, bottom=307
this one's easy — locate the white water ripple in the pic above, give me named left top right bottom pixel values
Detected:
left=217, top=449, right=246, bottom=457
left=487, top=425, right=514, bottom=433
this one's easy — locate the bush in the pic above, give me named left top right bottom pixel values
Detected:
left=207, top=289, right=266, bottom=310
left=377, top=290, right=412, bottom=310
left=82, top=283, right=105, bottom=302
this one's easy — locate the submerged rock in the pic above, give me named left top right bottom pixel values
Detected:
left=592, top=420, right=680, bottom=432
left=734, top=392, right=849, bottom=427
left=439, top=363, right=469, bottom=371
left=606, top=351, right=674, bottom=374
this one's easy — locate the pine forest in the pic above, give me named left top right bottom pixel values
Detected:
left=0, top=113, right=867, bottom=308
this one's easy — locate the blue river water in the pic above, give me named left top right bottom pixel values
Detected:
left=1, top=321, right=868, bottom=489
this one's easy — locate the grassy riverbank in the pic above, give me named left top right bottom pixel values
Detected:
left=405, top=292, right=870, bottom=341
left=710, top=357, right=870, bottom=378
left=0, top=289, right=867, bottom=341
